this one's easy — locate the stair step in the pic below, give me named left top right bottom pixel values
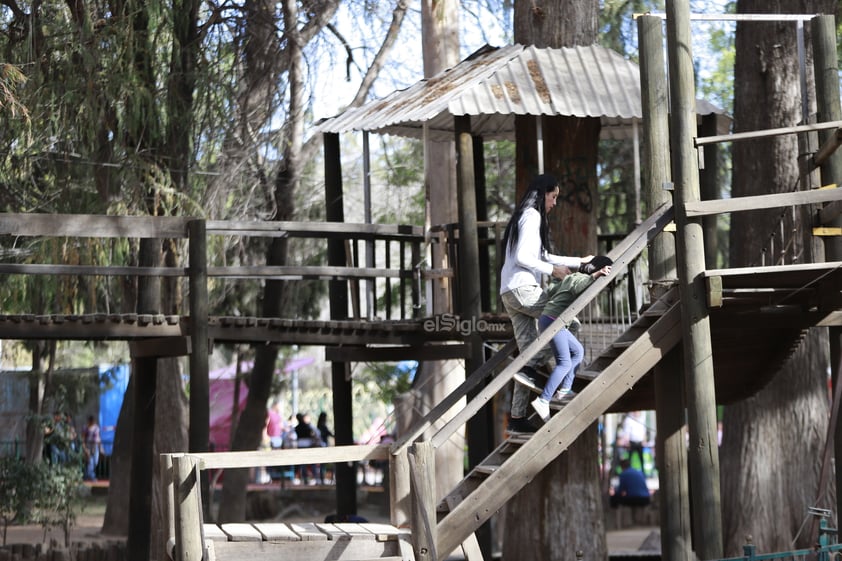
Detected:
left=473, top=464, right=500, bottom=475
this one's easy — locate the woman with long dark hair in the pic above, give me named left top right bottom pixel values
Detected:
left=500, top=173, right=591, bottom=434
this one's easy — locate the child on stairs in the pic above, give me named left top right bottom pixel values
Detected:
left=529, top=255, right=613, bottom=422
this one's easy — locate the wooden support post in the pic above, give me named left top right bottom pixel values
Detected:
left=325, top=131, right=357, bottom=517
left=811, top=13, right=842, bottom=537
left=409, top=441, right=437, bottom=561
left=127, top=356, right=157, bottom=561
left=173, top=454, right=205, bottom=561
left=699, top=114, right=720, bottom=269
left=188, top=219, right=211, bottom=519
left=455, top=115, right=492, bottom=560
left=160, top=454, right=177, bottom=561
left=472, top=135, right=491, bottom=313
left=638, top=14, right=693, bottom=561
left=390, top=445, right=411, bottom=528
left=666, top=2, right=723, bottom=557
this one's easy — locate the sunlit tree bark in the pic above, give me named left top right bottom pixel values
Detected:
left=723, top=0, right=836, bottom=553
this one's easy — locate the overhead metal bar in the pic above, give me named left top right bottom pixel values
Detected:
left=638, top=13, right=819, bottom=22
left=695, top=120, right=842, bottom=146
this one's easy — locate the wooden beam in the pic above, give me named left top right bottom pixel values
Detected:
left=695, top=119, right=842, bottom=147
left=0, top=213, right=191, bottom=238
left=0, top=264, right=185, bottom=276
left=205, top=220, right=424, bottom=241
left=208, top=265, right=410, bottom=280
left=324, top=343, right=470, bottom=362
left=819, top=199, right=842, bottom=225
left=813, top=129, right=842, bottom=168
left=707, top=276, right=723, bottom=308
left=129, top=337, right=192, bottom=358
left=814, top=227, right=842, bottom=236
left=185, top=444, right=390, bottom=470
left=684, top=186, right=842, bottom=217
left=0, top=213, right=425, bottom=241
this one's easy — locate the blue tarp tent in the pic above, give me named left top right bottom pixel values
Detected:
left=98, top=364, right=130, bottom=455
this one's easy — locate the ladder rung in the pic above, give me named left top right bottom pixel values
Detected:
left=473, top=464, right=499, bottom=475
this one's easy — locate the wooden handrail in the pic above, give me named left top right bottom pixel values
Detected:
left=169, top=444, right=390, bottom=471
left=426, top=202, right=675, bottom=450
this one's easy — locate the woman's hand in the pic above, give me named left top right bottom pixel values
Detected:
left=592, top=265, right=612, bottom=278
left=551, top=264, right=571, bottom=280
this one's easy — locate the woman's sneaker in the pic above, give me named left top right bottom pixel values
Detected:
left=531, top=397, right=551, bottom=422
left=554, top=388, right=577, bottom=402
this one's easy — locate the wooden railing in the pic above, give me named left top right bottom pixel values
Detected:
left=0, top=214, right=426, bottom=321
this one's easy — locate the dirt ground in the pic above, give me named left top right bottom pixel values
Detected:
left=1, top=483, right=659, bottom=554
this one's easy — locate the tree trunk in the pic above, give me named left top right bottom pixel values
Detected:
left=724, top=0, right=836, bottom=554
left=505, top=1, right=605, bottom=559
left=418, top=0, right=464, bottom=503
left=217, top=0, right=303, bottom=522
left=501, top=427, right=604, bottom=560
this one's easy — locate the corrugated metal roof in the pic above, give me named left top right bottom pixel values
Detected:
left=314, top=43, right=729, bottom=141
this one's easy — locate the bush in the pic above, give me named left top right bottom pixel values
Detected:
left=0, top=457, right=85, bottom=547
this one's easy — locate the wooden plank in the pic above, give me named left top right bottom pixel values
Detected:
left=330, top=523, right=376, bottom=540
left=707, top=276, right=723, bottom=308
left=695, top=118, right=842, bottom=146
left=459, top=533, right=485, bottom=561
left=0, top=213, right=424, bottom=241
left=684, top=187, right=842, bottom=217
left=0, top=213, right=191, bottom=238
left=0, top=264, right=185, bottom=276
left=251, top=523, right=301, bottom=541
left=129, top=337, right=191, bottom=358
left=325, top=343, right=471, bottom=362
left=188, top=444, right=389, bottom=470
left=210, top=539, right=403, bottom=560
left=813, top=227, right=842, bottom=236
left=356, top=523, right=410, bottom=542
left=219, top=523, right=263, bottom=542
left=314, top=523, right=352, bottom=541
left=208, top=265, right=409, bottom=280
left=289, top=522, right=328, bottom=541
left=206, top=219, right=424, bottom=241
left=818, top=199, right=842, bottom=225
left=202, top=524, right=229, bottom=541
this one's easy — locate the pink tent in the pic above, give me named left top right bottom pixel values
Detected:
left=208, top=357, right=315, bottom=451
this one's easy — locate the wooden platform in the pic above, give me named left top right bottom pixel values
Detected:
left=605, top=261, right=842, bottom=411
left=0, top=314, right=512, bottom=345
left=198, top=522, right=414, bottom=561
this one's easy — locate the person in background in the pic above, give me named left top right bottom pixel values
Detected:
left=317, top=411, right=334, bottom=446
left=620, top=411, right=649, bottom=475
left=266, top=401, right=283, bottom=449
left=317, top=411, right=334, bottom=484
left=294, top=412, right=321, bottom=484
left=499, top=173, right=593, bottom=434
left=82, top=415, right=102, bottom=481
left=610, top=458, right=651, bottom=508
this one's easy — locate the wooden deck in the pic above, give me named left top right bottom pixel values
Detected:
left=197, top=522, right=413, bottom=561
left=606, top=261, right=842, bottom=411
left=0, top=313, right=512, bottom=345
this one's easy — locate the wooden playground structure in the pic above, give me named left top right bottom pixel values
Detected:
left=2, top=6, right=842, bottom=561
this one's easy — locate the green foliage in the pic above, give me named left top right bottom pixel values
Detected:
left=0, top=457, right=84, bottom=547
left=354, top=362, right=414, bottom=408
left=0, top=457, right=39, bottom=545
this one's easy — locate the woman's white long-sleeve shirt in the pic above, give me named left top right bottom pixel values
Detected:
left=499, top=208, right=581, bottom=294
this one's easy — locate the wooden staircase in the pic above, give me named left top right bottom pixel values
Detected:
left=433, top=288, right=682, bottom=558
